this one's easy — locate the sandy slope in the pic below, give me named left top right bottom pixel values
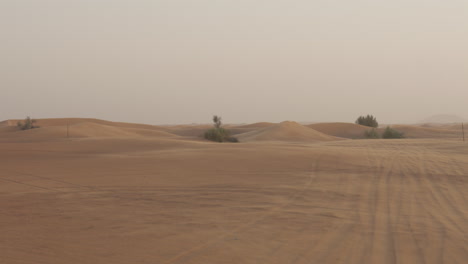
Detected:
left=307, top=122, right=371, bottom=139
left=306, top=122, right=463, bottom=140
left=5, top=118, right=168, bottom=131
left=235, top=122, right=276, bottom=129
left=161, top=124, right=213, bottom=137
left=1, top=119, right=467, bottom=264
left=237, top=121, right=342, bottom=142
left=0, top=118, right=179, bottom=142
left=390, top=125, right=462, bottom=139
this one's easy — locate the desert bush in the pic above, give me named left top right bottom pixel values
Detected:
left=17, top=116, right=39, bottom=130
left=364, top=129, right=380, bottom=139
left=382, top=126, right=404, bottom=139
left=356, top=115, right=378, bottom=128
left=204, top=115, right=238, bottom=142
left=204, top=127, right=230, bottom=142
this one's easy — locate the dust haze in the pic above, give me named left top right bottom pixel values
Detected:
left=1, top=0, right=467, bottom=124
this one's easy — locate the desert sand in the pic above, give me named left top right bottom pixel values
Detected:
left=1, top=118, right=467, bottom=263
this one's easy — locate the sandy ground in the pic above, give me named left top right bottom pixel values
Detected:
left=1, top=119, right=467, bottom=263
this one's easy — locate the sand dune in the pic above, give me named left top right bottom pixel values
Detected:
left=1, top=118, right=467, bottom=263
left=391, top=124, right=462, bottom=139
left=305, top=122, right=463, bottom=140
left=4, top=118, right=175, bottom=132
left=0, top=119, right=179, bottom=141
left=236, top=122, right=276, bottom=129
left=306, top=122, right=371, bottom=139
left=3, top=119, right=463, bottom=142
left=161, top=124, right=213, bottom=137
left=0, top=120, right=13, bottom=127
left=226, top=122, right=278, bottom=136
left=237, top=121, right=342, bottom=142
left=420, top=123, right=465, bottom=131
left=66, top=122, right=180, bottom=138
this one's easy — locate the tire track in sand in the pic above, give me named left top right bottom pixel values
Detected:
left=161, top=155, right=324, bottom=264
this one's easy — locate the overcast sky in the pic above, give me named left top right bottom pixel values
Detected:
left=1, top=0, right=467, bottom=124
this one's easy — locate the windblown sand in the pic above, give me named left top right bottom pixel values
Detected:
left=1, top=119, right=467, bottom=263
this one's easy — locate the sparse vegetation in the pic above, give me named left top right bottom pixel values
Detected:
left=364, top=129, right=380, bottom=139
left=17, top=116, right=39, bottom=130
left=213, top=115, right=222, bottom=129
left=204, top=127, right=230, bottom=142
left=204, top=115, right=238, bottom=142
left=382, top=126, right=404, bottom=139
left=356, top=115, right=378, bottom=128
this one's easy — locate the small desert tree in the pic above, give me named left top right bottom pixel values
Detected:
left=356, top=115, right=378, bottom=128
left=213, top=115, right=222, bottom=129
left=382, top=126, right=404, bottom=139
left=204, top=115, right=238, bottom=142
left=17, top=116, right=39, bottom=130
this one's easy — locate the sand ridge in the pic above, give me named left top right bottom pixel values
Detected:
left=390, top=124, right=463, bottom=139
left=235, top=122, right=276, bottom=129
left=0, top=118, right=180, bottom=141
left=236, top=121, right=343, bottom=142
left=306, top=122, right=371, bottom=139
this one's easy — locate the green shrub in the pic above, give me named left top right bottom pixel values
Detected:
left=382, top=126, right=404, bottom=139
left=17, top=116, right=39, bottom=130
left=356, top=115, right=378, bottom=128
left=204, top=127, right=230, bottom=142
left=204, top=115, right=238, bottom=143
left=364, top=129, right=380, bottom=139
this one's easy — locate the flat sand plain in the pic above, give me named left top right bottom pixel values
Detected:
left=1, top=119, right=467, bottom=263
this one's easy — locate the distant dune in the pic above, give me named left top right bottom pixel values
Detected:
left=306, top=122, right=371, bottom=139
left=236, top=122, right=276, bottom=129
left=236, top=121, right=343, bottom=142
left=5, top=118, right=168, bottom=131
left=0, top=118, right=179, bottom=141
left=225, top=122, right=277, bottom=136
left=0, top=120, right=18, bottom=127
left=2, top=118, right=464, bottom=142
left=420, top=123, right=465, bottom=130
left=391, top=124, right=462, bottom=139
left=305, top=122, right=462, bottom=140
left=161, top=124, right=213, bottom=137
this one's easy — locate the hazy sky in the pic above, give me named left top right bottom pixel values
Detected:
left=1, top=0, right=467, bottom=124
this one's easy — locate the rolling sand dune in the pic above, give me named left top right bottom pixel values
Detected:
left=307, top=122, right=371, bottom=139
left=0, top=118, right=180, bottom=141
left=391, top=124, right=462, bottom=139
left=63, top=122, right=179, bottom=138
left=160, top=125, right=213, bottom=137
left=305, top=122, right=463, bottom=140
left=5, top=118, right=168, bottom=131
left=227, top=122, right=278, bottom=136
left=1, top=119, right=467, bottom=263
left=236, top=122, right=276, bottom=129
left=0, top=120, right=11, bottom=127
left=237, top=121, right=343, bottom=142
left=419, top=123, right=465, bottom=131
